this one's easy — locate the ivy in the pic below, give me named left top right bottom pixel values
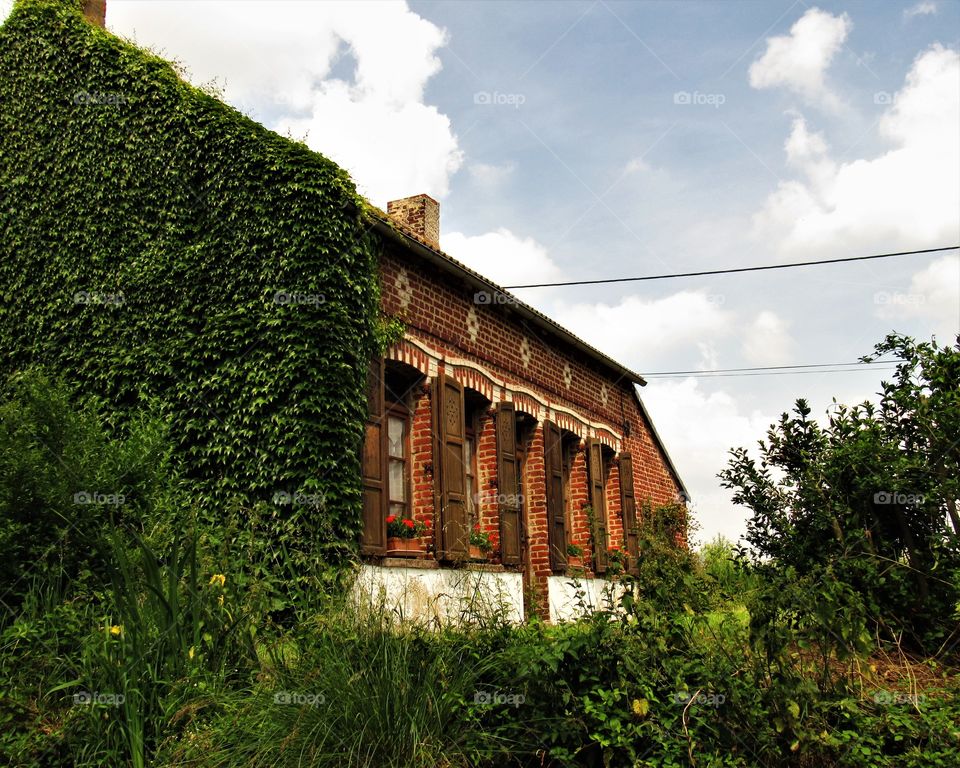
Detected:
left=0, top=0, right=384, bottom=569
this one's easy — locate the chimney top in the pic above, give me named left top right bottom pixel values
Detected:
left=386, top=194, right=440, bottom=250
left=82, top=0, right=106, bottom=27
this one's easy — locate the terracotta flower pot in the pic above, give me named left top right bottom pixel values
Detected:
left=567, top=555, right=583, bottom=570
left=469, top=544, right=488, bottom=560
left=386, top=537, right=423, bottom=557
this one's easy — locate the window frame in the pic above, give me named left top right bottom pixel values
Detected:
left=385, top=399, right=412, bottom=521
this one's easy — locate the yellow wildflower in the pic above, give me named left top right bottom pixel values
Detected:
left=209, top=574, right=226, bottom=588
left=188, top=646, right=195, bottom=660
left=217, top=594, right=224, bottom=606
left=109, top=625, right=122, bottom=636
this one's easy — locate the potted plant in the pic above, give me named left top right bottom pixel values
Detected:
left=567, top=541, right=584, bottom=569
left=469, top=524, right=493, bottom=560
left=607, top=545, right=627, bottom=576
left=386, top=515, right=427, bottom=556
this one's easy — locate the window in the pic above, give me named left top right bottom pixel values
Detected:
left=386, top=407, right=409, bottom=519
left=546, top=425, right=581, bottom=571
left=619, top=453, right=639, bottom=574
left=360, top=358, right=423, bottom=555
left=433, top=374, right=469, bottom=560
left=586, top=438, right=611, bottom=573
left=494, top=403, right=525, bottom=566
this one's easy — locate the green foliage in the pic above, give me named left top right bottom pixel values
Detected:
left=163, top=602, right=496, bottom=768
left=0, top=0, right=383, bottom=585
left=0, top=368, right=175, bottom=614
left=720, top=334, right=960, bottom=651
left=60, top=530, right=259, bottom=768
left=698, top=536, right=759, bottom=605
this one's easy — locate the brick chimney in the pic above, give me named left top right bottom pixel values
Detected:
left=386, top=194, right=440, bottom=250
left=82, top=0, right=106, bottom=27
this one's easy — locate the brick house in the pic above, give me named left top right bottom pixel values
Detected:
left=69, top=0, right=688, bottom=623
left=357, top=194, right=688, bottom=622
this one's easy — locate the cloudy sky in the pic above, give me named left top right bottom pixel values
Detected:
left=4, top=0, right=957, bottom=545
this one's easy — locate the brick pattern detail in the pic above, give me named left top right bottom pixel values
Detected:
left=375, top=241, right=684, bottom=619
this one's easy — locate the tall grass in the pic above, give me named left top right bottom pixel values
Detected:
left=60, top=530, right=258, bottom=767
left=182, top=596, right=509, bottom=768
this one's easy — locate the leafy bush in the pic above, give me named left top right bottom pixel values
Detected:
left=720, top=334, right=960, bottom=651
left=0, top=368, right=175, bottom=614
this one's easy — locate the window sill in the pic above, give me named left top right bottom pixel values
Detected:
left=363, top=557, right=511, bottom=573
left=461, top=562, right=506, bottom=573
left=379, top=557, right=439, bottom=569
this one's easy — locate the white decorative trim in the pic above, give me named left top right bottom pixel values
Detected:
left=395, top=268, right=413, bottom=311
left=399, top=333, right=622, bottom=446
left=519, top=336, right=532, bottom=369
left=465, top=306, right=480, bottom=343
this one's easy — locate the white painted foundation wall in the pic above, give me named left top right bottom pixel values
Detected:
left=354, top=564, right=525, bottom=625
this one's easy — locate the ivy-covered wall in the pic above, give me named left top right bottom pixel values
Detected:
left=0, top=0, right=382, bottom=553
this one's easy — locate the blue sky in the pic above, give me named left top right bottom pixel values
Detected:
left=4, top=0, right=957, bottom=544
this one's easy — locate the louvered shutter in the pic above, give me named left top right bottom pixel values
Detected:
left=619, top=453, right=639, bottom=574
left=360, top=358, right=387, bottom=554
left=587, top=438, right=608, bottom=573
left=544, top=420, right=567, bottom=570
left=496, top=403, right=523, bottom=566
left=434, top=375, right=469, bottom=559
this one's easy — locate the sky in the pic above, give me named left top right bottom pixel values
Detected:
left=3, top=0, right=957, bottom=546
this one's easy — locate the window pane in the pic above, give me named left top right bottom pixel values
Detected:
left=389, top=458, right=405, bottom=502
left=388, top=415, right=405, bottom=458
left=389, top=502, right=405, bottom=519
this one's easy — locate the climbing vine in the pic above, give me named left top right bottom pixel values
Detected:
left=0, top=0, right=385, bottom=560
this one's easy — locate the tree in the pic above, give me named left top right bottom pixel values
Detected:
left=720, top=334, right=960, bottom=650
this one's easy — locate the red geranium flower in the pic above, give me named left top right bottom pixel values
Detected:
left=386, top=515, right=396, bottom=524
left=403, top=518, right=415, bottom=528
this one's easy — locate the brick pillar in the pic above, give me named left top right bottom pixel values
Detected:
left=476, top=408, right=499, bottom=553
left=410, top=385, right=434, bottom=553
left=568, top=442, right=593, bottom=571
left=524, top=425, right=551, bottom=620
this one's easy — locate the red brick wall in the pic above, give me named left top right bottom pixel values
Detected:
left=377, top=241, right=684, bottom=618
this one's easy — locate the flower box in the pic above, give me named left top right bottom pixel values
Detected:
left=386, top=537, right=424, bottom=557
left=469, top=544, right=487, bottom=561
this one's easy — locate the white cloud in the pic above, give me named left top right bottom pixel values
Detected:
left=748, top=8, right=851, bottom=110
left=106, top=0, right=463, bottom=206
left=641, top=379, right=776, bottom=544
left=441, top=227, right=563, bottom=290
left=624, top=157, right=651, bottom=174
left=742, top=311, right=793, bottom=365
left=904, top=2, right=938, bottom=20
left=753, top=44, right=960, bottom=255
left=552, top=292, right=733, bottom=368
left=468, top=161, right=516, bottom=187
left=876, top=255, right=960, bottom=340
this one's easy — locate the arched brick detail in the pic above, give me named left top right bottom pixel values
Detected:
left=386, top=340, right=431, bottom=379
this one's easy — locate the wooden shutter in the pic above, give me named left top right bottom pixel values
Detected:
left=496, top=403, right=523, bottom=566
left=433, top=374, right=469, bottom=559
left=544, top=420, right=567, bottom=570
left=360, top=358, right=387, bottom=554
left=619, top=453, right=639, bottom=574
left=587, top=438, right=608, bottom=573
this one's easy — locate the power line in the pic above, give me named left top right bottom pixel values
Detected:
left=643, top=359, right=899, bottom=376
left=503, top=246, right=959, bottom=289
left=646, top=366, right=899, bottom=380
